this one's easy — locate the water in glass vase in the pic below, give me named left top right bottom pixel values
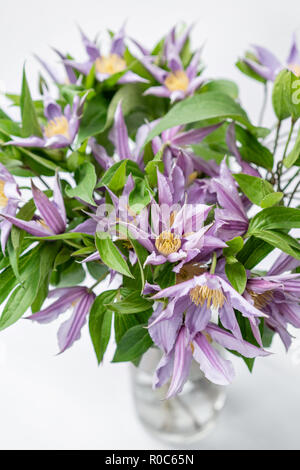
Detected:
left=131, top=347, right=226, bottom=446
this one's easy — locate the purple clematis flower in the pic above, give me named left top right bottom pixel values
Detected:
left=7, top=94, right=86, bottom=149
left=210, top=159, right=249, bottom=241
left=120, top=170, right=224, bottom=272
left=241, top=34, right=300, bottom=81
left=27, top=287, right=95, bottom=353
left=0, top=163, right=21, bottom=252
left=151, top=123, right=222, bottom=184
left=2, top=174, right=67, bottom=237
left=140, top=45, right=203, bottom=102
left=162, top=24, right=194, bottom=65
left=34, top=48, right=78, bottom=85
left=245, top=260, right=300, bottom=351
left=65, top=26, right=148, bottom=85
left=148, top=271, right=267, bottom=341
left=151, top=322, right=269, bottom=397
left=89, top=101, right=147, bottom=170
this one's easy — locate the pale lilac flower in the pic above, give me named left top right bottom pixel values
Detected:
left=0, top=163, right=21, bottom=252
left=152, top=323, right=269, bottom=398
left=27, top=287, right=95, bottom=353
left=89, top=102, right=147, bottom=170
left=210, top=159, right=249, bottom=241
left=7, top=94, right=86, bottom=149
left=65, top=26, right=148, bottom=85
left=140, top=46, right=203, bottom=102
left=2, top=174, right=67, bottom=237
left=149, top=271, right=267, bottom=341
left=241, top=34, right=300, bottom=81
left=246, top=265, right=300, bottom=350
left=34, top=49, right=78, bottom=85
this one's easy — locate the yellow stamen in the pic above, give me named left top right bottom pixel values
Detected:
left=0, top=180, right=8, bottom=208
left=203, top=332, right=213, bottom=344
left=95, top=54, right=126, bottom=75
left=289, top=63, right=300, bottom=77
left=164, top=70, right=189, bottom=92
left=189, top=284, right=226, bottom=309
left=190, top=342, right=195, bottom=354
left=44, top=116, right=70, bottom=139
left=155, top=230, right=181, bottom=256
left=169, top=210, right=177, bottom=227
left=38, top=219, right=50, bottom=231
left=248, top=290, right=273, bottom=310
left=188, top=171, right=198, bottom=185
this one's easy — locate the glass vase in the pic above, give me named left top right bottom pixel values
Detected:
left=131, top=347, right=226, bottom=446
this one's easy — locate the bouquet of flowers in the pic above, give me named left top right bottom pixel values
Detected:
left=1, top=24, right=300, bottom=399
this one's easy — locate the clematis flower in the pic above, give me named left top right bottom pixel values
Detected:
left=65, top=26, right=148, bottom=85
left=151, top=123, right=222, bottom=184
left=0, top=163, right=21, bottom=252
left=210, top=159, right=249, bottom=241
left=162, top=24, right=194, bottom=64
left=245, top=261, right=300, bottom=350
left=27, top=287, right=95, bottom=353
left=149, top=271, right=267, bottom=341
left=140, top=45, right=203, bottom=102
left=35, top=48, right=78, bottom=85
left=241, top=34, right=300, bottom=81
left=152, top=322, right=269, bottom=397
left=7, top=94, right=86, bottom=149
left=120, top=170, right=224, bottom=271
left=89, top=102, right=148, bottom=171
left=1, top=174, right=67, bottom=237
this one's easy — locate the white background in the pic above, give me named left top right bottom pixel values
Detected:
left=1, top=0, right=300, bottom=450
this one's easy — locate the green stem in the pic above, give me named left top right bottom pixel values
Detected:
left=278, top=119, right=295, bottom=191
left=283, top=169, right=300, bottom=192
left=210, top=252, right=217, bottom=275
left=273, top=120, right=282, bottom=157
left=288, top=180, right=300, bottom=206
left=89, top=272, right=109, bottom=292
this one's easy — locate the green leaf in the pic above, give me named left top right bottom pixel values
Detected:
left=145, top=92, right=259, bottom=145
left=199, top=79, right=239, bottom=100
left=234, top=174, right=280, bottom=207
left=65, top=162, right=97, bottom=205
left=250, top=229, right=300, bottom=260
left=78, top=94, right=107, bottom=144
left=86, top=262, right=109, bottom=281
left=225, top=260, right=247, bottom=294
left=108, top=160, right=127, bottom=193
left=237, top=236, right=274, bottom=269
left=89, top=290, right=116, bottom=364
left=236, top=58, right=267, bottom=84
left=20, top=67, right=42, bottom=138
left=56, top=262, right=86, bottom=287
left=97, top=160, right=143, bottom=188
left=260, top=192, right=283, bottom=208
left=112, top=324, right=153, bottom=363
left=106, top=290, right=153, bottom=314
left=96, top=234, right=134, bottom=278
left=235, top=126, right=273, bottom=170
left=272, top=70, right=292, bottom=120
left=223, top=237, right=244, bottom=257
left=129, top=178, right=152, bottom=210
left=0, top=270, right=40, bottom=331
left=284, top=127, right=300, bottom=168
left=248, top=206, right=300, bottom=234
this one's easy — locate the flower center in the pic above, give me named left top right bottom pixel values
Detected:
left=289, top=63, right=300, bottom=77
left=38, top=219, right=50, bottom=231
left=95, top=54, right=126, bottom=75
left=189, top=285, right=226, bottom=309
left=44, top=116, right=70, bottom=139
left=248, top=290, right=273, bottom=310
left=0, top=180, right=8, bottom=208
left=164, top=70, right=189, bottom=92
left=155, top=230, right=181, bottom=256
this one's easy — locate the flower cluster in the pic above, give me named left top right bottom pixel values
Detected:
left=1, top=24, right=300, bottom=398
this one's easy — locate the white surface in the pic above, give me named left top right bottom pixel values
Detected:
left=1, top=0, right=300, bottom=450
